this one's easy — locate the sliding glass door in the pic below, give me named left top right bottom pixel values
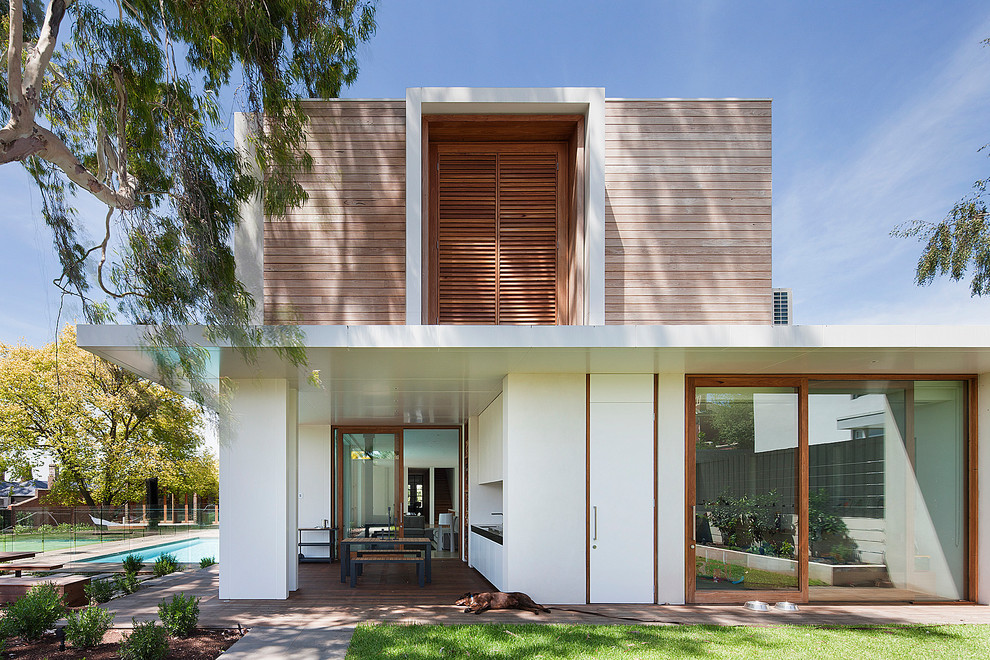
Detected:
left=687, top=377, right=971, bottom=603
left=339, top=431, right=402, bottom=538
left=690, top=383, right=804, bottom=602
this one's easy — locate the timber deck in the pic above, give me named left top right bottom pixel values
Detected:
left=96, top=562, right=990, bottom=629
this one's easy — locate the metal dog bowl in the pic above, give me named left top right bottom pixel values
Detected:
left=743, top=600, right=770, bottom=612
left=774, top=601, right=800, bottom=612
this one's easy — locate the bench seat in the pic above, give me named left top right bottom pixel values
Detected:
left=0, top=574, right=91, bottom=606
left=350, top=554, right=425, bottom=588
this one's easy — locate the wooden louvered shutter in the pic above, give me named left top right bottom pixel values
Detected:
left=433, top=143, right=565, bottom=325
left=436, top=154, right=497, bottom=324
left=497, top=153, right=559, bottom=324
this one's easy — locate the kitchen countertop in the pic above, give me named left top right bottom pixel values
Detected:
left=470, top=524, right=503, bottom=545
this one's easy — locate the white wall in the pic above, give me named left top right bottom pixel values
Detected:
left=298, top=426, right=332, bottom=558
left=503, top=373, right=586, bottom=604
left=220, top=379, right=290, bottom=599
left=657, top=373, right=686, bottom=604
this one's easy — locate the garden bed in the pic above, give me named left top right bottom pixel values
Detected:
left=3, top=627, right=242, bottom=659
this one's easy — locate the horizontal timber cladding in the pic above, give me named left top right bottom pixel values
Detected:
left=604, top=100, right=772, bottom=324
left=264, top=100, right=406, bottom=325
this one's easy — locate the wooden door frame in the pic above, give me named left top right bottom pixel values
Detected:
left=685, top=374, right=978, bottom=604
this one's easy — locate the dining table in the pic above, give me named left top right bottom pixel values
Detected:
left=339, top=536, right=433, bottom=584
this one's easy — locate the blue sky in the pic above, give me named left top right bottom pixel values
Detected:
left=2, top=1, right=990, bottom=346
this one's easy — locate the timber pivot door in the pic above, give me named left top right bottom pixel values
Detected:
left=430, top=142, right=568, bottom=325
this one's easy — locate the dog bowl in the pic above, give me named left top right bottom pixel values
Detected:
left=743, top=600, right=770, bottom=612
left=774, top=601, right=799, bottom=612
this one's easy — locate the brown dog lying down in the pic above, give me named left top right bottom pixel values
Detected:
left=456, top=591, right=551, bottom=615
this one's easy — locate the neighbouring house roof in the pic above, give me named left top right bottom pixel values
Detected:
left=0, top=480, right=48, bottom=498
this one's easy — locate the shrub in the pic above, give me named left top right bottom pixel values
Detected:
left=114, top=571, right=141, bottom=595
left=84, top=577, right=117, bottom=603
left=119, top=619, right=169, bottom=660
left=0, top=582, right=66, bottom=641
left=158, top=593, right=200, bottom=637
left=64, top=604, right=114, bottom=648
left=199, top=556, right=216, bottom=568
left=153, top=553, right=179, bottom=577
left=122, top=553, right=144, bottom=573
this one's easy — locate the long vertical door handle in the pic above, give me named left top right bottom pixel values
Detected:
left=593, top=506, right=598, bottom=541
left=692, top=505, right=697, bottom=542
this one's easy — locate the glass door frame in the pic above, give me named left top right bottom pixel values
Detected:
left=335, top=427, right=405, bottom=539
left=686, top=376, right=809, bottom=604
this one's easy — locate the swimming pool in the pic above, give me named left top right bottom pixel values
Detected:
left=81, top=537, right=219, bottom=564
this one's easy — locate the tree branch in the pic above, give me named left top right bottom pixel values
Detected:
left=6, top=0, right=24, bottom=115
left=23, top=0, right=73, bottom=101
left=110, top=64, right=133, bottom=200
left=33, top=125, right=137, bottom=209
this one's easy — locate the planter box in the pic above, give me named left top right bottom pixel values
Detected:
left=697, top=545, right=889, bottom=586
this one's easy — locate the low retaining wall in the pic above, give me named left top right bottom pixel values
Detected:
left=697, top=545, right=889, bottom=586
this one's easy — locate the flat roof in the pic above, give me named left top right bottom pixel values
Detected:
left=77, top=324, right=990, bottom=425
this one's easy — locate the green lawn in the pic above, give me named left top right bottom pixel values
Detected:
left=346, top=623, right=990, bottom=659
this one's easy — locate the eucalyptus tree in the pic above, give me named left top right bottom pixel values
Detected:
left=1, top=0, right=376, bottom=400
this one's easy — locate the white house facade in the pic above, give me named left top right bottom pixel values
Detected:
left=78, top=88, right=990, bottom=606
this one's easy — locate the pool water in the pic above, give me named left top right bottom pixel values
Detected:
left=82, top=537, right=219, bottom=564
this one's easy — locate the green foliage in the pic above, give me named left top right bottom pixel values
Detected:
left=114, top=571, right=141, bottom=595
left=64, top=604, right=115, bottom=648
left=809, top=488, right=858, bottom=563
left=158, top=593, right=200, bottom=637
left=697, top=394, right=755, bottom=449
left=122, top=553, right=144, bottom=573
left=199, top=556, right=216, bottom=568
left=84, top=577, right=117, bottom=604
left=153, top=552, right=180, bottom=577
left=0, top=582, right=66, bottom=641
left=705, top=490, right=789, bottom=556
left=1, top=0, right=378, bottom=402
left=119, top=619, right=169, bottom=660
left=0, top=326, right=211, bottom=507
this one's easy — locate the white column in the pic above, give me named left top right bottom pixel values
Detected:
left=503, top=373, right=586, bottom=604
left=405, top=87, right=423, bottom=324
left=978, top=374, right=990, bottom=604
left=219, top=379, right=290, bottom=599
left=233, top=114, right=265, bottom=326
left=656, top=373, right=686, bottom=604
left=286, top=387, right=299, bottom=593
left=585, top=88, right=606, bottom=325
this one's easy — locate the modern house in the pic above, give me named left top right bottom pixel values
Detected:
left=78, top=87, right=990, bottom=607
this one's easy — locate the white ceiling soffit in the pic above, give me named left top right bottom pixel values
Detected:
left=77, top=324, right=990, bottom=425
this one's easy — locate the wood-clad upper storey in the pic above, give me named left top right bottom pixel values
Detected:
left=604, top=99, right=772, bottom=324
left=264, top=100, right=406, bottom=325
